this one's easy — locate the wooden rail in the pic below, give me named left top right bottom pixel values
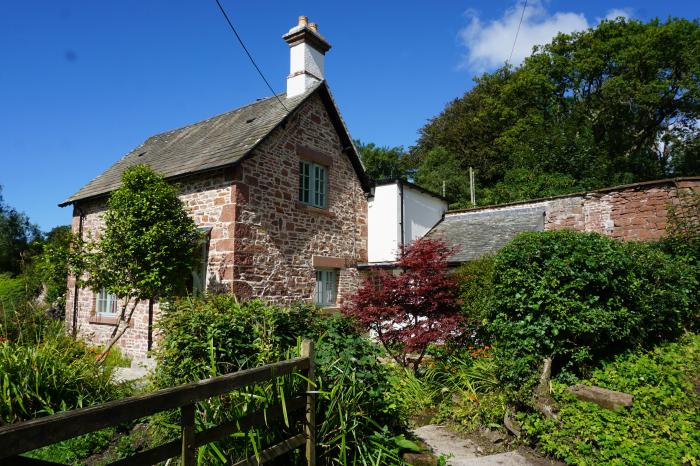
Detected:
left=0, top=340, right=316, bottom=466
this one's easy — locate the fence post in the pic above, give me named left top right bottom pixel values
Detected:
left=181, top=403, right=196, bottom=466
left=301, top=339, right=316, bottom=466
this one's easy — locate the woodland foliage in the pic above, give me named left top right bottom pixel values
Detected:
left=408, top=18, right=700, bottom=207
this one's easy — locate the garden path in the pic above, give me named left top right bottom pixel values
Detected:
left=412, top=425, right=562, bottom=466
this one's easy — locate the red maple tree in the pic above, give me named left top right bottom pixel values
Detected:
left=343, top=238, right=462, bottom=372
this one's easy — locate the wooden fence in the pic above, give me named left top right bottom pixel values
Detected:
left=0, top=340, right=316, bottom=466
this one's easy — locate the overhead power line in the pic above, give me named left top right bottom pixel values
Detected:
left=213, top=0, right=289, bottom=112
left=508, top=0, right=528, bottom=65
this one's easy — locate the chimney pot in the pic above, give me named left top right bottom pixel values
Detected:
left=284, top=16, right=331, bottom=98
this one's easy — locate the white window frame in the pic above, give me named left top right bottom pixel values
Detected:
left=96, top=288, right=118, bottom=315
left=315, top=269, right=337, bottom=307
left=299, top=161, right=327, bottom=208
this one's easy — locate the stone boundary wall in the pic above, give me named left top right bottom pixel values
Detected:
left=445, top=178, right=700, bottom=241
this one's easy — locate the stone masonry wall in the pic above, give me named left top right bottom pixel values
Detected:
left=65, top=170, right=238, bottom=360
left=64, top=94, right=368, bottom=360
left=445, top=178, right=700, bottom=242
left=230, top=94, right=367, bottom=305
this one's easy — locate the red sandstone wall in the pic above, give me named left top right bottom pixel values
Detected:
left=64, top=94, right=368, bottom=360
left=230, top=94, right=368, bottom=305
left=544, top=180, right=700, bottom=240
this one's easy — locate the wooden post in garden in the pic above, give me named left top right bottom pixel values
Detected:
left=181, top=403, right=196, bottom=466
left=301, top=339, right=316, bottom=466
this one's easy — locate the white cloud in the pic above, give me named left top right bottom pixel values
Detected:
left=602, top=8, right=633, bottom=21
left=459, top=1, right=631, bottom=72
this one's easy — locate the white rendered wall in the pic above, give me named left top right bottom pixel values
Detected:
left=403, top=187, right=448, bottom=243
left=287, top=42, right=324, bottom=97
left=368, top=183, right=401, bottom=262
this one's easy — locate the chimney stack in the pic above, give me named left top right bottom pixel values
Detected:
left=283, top=16, right=331, bottom=98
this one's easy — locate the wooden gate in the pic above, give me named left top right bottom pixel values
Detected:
left=0, top=340, right=316, bottom=466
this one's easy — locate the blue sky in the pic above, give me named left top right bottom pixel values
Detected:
left=1, top=1, right=698, bottom=231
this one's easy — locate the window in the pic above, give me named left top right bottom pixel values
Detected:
left=315, top=269, right=337, bottom=307
left=299, top=161, right=327, bottom=208
left=96, top=289, right=118, bottom=315
left=191, top=229, right=211, bottom=296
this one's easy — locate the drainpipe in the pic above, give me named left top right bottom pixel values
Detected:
left=72, top=206, right=85, bottom=338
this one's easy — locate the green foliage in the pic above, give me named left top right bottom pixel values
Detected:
left=34, top=226, right=72, bottom=309
left=411, top=18, right=700, bottom=206
left=413, top=146, right=471, bottom=204
left=478, top=169, right=582, bottom=206
left=77, top=164, right=199, bottom=301
left=0, top=185, right=41, bottom=276
left=455, top=255, right=494, bottom=327
left=0, top=322, right=128, bottom=424
left=24, top=428, right=118, bottom=464
left=153, top=295, right=405, bottom=465
left=153, top=297, right=316, bottom=386
left=488, top=230, right=697, bottom=399
left=0, top=273, right=27, bottom=310
left=520, top=334, right=700, bottom=465
left=355, top=140, right=409, bottom=181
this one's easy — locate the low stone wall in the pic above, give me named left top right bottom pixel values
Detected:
left=446, top=177, right=700, bottom=242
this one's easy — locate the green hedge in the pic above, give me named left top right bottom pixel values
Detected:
left=487, top=230, right=697, bottom=398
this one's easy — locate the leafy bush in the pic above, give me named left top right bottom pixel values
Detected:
left=455, top=255, right=494, bottom=330
left=344, top=238, right=462, bottom=372
left=0, top=273, right=28, bottom=311
left=0, top=323, right=128, bottom=424
left=153, top=296, right=406, bottom=465
left=488, top=230, right=697, bottom=399
left=153, top=297, right=316, bottom=386
left=520, top=333, right=700, bottom=465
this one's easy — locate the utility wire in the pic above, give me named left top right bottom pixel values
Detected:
left=508, top=0, right=528, bottom=65
left=213, top=0, right=289, bottom=112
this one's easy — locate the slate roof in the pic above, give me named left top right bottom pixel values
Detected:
left=61, top=81, right=364, bottom=206
left=426, top=207, right=545, bottom=263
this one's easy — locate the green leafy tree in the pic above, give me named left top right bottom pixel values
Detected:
left=76, top=165, right=199, bottom=360
left=0, top=186, right=41, bottom=276
left=35, top=226, right=73, bottom=310
left=412, top=18, right=700, bottom=206
left=355, top=140, right=409, bottom=181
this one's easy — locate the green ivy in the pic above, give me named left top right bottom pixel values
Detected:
left=520, top=334, right=700, bottom=465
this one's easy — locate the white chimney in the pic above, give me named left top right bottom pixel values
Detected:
left=283, top=16, right=331, bottom=98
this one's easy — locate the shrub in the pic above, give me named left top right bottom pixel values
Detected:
left=520, top=334, right=700, bottom=465
left=153, top=296, right=317, bottom=387
left=0, top=323, right=128, bottom=424
left=344, top=238, right=462, bottom=372
left=153, top=296, right=405, bottom=465
left=455, top=255, right=494, bottom=333
left=488, top=230, right=697, bottom=399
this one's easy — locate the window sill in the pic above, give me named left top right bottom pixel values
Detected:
left=89, top=315, right=134, bottom=327
left=295, top=201, right=335, bottom=218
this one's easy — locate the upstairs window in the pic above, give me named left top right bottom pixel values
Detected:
left=299, top=161, right=327, bottom=208
left=96, top=289, right=118, bottom=315
left=315, top=269, right=337, bottom=307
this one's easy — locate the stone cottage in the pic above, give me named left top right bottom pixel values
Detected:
left=61, top=17, right=370, bottom=359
